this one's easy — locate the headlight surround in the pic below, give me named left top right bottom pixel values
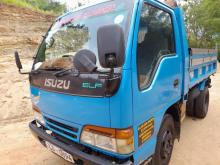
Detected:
left=80, top=126, right=134, bottom=154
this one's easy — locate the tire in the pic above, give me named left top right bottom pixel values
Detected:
left=153, top=115, right=175, bottom=165
left=186, top=100, right=195, bottom=117
left=194, top=87, right=209, bottom=119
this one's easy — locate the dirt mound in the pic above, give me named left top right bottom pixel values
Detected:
left=0, top=3, right=54, bottom=57
left=0, top=4, right=55, bottom=122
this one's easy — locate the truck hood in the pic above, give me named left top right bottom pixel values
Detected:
left=31, top=86, right=111, bottom=127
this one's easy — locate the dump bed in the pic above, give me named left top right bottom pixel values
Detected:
left=189, top=48, right=218, bottom=89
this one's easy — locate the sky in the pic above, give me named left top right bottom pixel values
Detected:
left=54, top=0, right=95, bottom=9
left=53, top=0, right=76, bottom=9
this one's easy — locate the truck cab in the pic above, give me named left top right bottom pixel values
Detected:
left=14, top=0, right=217, bottom=164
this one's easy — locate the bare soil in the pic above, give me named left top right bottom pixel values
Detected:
left=0, top=66, right=219, bottom=165
left=0, top=4, right=54, bottom=122
left=0, top=3, right=54, bottom=57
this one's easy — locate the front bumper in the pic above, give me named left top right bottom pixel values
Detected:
left=29, top=120, right=133, bottom=165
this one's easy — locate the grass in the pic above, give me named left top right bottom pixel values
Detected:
left=0, top=0, right=55, bottom=15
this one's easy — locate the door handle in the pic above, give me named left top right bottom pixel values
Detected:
left=173, top=79, right=179, bottom=88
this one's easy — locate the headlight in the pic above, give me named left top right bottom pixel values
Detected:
left=33, top=105, right=45, bottom=125
left=81, top=126, right=134, bottom=154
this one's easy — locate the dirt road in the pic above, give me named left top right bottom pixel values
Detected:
left=0, top=66, right=220, bottom=165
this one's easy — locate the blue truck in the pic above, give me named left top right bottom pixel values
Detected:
left=14, top=0, right=218, bottom=164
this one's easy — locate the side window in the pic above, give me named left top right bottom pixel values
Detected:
left=137, top=3, right=175, bottom=89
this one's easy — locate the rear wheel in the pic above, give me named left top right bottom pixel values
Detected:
left=153, top=115, right=175, bottom=165
left=186, top=99, right=195, bottom=117
left=194, top=87, right=209, bottom=119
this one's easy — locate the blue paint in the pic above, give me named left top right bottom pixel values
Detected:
left=29, top=0, right=218, bottom=164
left=190, top=61, right=217, bottom=88
left=198, top=81, right=206, bottom=91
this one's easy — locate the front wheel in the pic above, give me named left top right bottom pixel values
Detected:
left=153, top=114, right=175, bottom=165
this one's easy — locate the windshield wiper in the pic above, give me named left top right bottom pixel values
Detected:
left=31, top=67, right=63, bottom=75
left=31, top=67, right=80, bottom=77
left=41, top=67, right=63, bottom=71
left=53, top=68, right=80, bottom=77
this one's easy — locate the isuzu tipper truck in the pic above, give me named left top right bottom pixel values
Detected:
left=14, top=0, right=218, bottom=164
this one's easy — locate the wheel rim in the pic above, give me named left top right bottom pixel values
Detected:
left=160, top=130, right=174, bottom=160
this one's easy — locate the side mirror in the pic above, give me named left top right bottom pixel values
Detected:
left=97, top=24, right=125, bottom=68
left=14, top=51, right=23, bottom=72
left=74, top=49, right=97, bottom=73
left=14, top=51, right=29, bottom=74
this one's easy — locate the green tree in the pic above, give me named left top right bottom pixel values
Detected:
left=183, top=0, right=220, bottom=49
left=26, top=0, right=66, bottom=15
left=1, top=0, right=66, bottom=15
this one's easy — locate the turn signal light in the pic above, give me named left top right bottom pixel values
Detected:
left=81, top=125, right=134, bottom=154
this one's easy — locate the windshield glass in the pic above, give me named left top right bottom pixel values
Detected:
left=34, top=0, right=134, bottom=71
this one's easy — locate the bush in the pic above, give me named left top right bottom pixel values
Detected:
left=1, top=0, right=33, bottom=9
left=1, top=0, right=66, bottom=15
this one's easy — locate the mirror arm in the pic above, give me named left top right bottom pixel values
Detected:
left=18, top=69, right=30, bottom=75
left=109, top=68, right=114, bottom=78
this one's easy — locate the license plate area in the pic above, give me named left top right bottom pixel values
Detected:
left=45, top=141, right=75, bottom=163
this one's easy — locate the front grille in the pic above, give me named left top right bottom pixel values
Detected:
left=45, top=117, right=79, bottom=141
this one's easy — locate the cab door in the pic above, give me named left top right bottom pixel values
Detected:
left=131, top=0, right=182, bottom=162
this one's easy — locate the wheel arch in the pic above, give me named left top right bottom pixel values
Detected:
left=164, top=103, right=181, bottom=139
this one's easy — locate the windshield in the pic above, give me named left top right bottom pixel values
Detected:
left=34, top=0, right=134, bottom=71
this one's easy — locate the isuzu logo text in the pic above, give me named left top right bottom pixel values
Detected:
left=44, top=78, right=70, bottom=90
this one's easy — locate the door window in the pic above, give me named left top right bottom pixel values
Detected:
left=137, top=3, right=175, bottom=89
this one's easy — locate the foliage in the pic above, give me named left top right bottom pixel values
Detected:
left=183, top=0, right=220, bottom=50
left=46, top=27, right=89, bottom=58
left=1, top=0, right=66, bottom=15
left=1, top=0, right=33, bottom=9
left=27, top=0, right=66, bottom=15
